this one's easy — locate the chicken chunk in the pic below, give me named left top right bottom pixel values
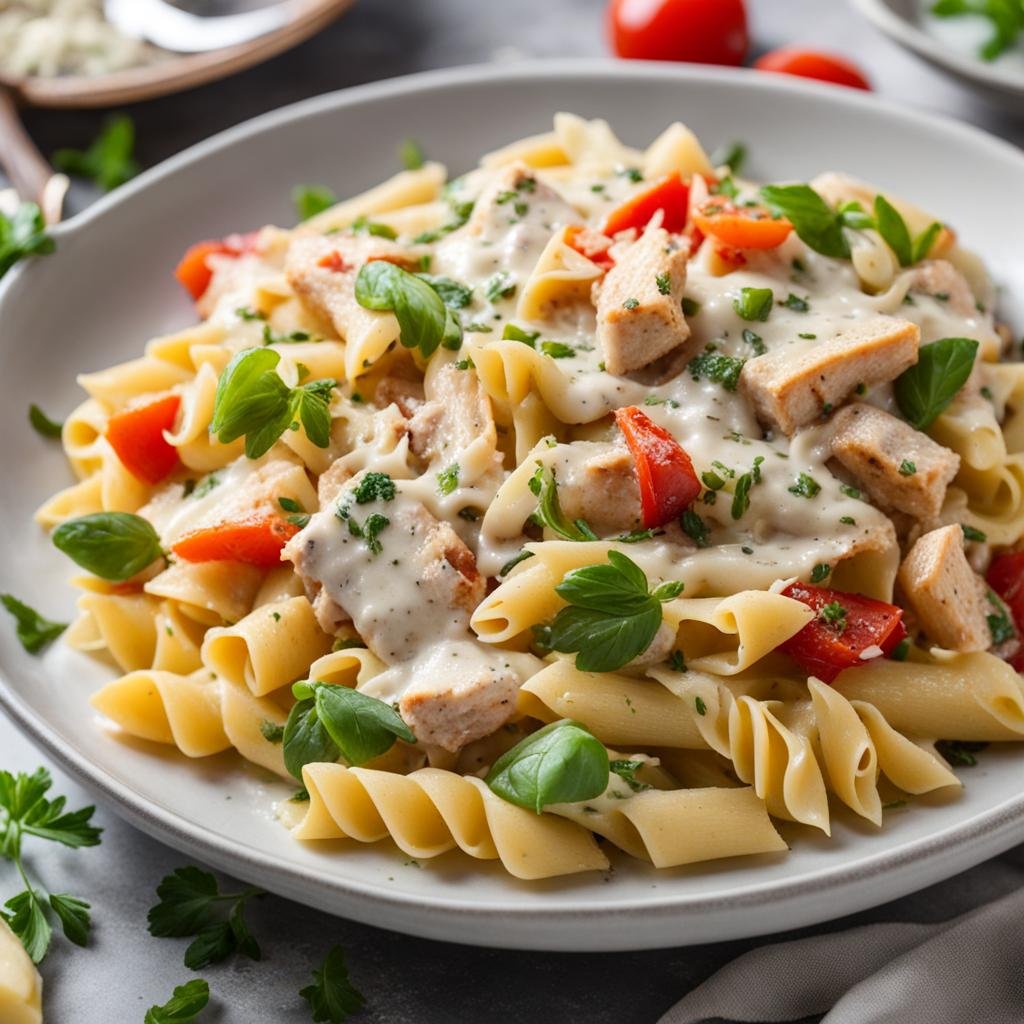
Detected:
left=902, top=259, right=979, bottom=318
left=464, top=162, right=578, bottom=241
left=285, top=234, right=420, bottom=344
left=741, top=316, right=919, bottom=436
left=556, top=443, right=642, bottom=533
left=830, top=403, right=960, bottom=521
left=398, top=641, right=521, bottom=752
left=897, top=524, right=990, bottom=652
left=374, top=375, right=425, bottom=418
left=283, top=483, right=484, bottom=652
left=407, top=362, right=504, bottom=488
left=595, top=224, right=690, bottom=375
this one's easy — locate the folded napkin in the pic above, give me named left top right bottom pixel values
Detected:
left=660, top=858, right=1024, bottom=1024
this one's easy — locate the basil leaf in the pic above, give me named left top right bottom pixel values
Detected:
left=351, top=215, right=397, bottom=239
left=210, top=348, right=289, bottom=443
left=1, top=594, right=67, bottom=654
left=549, top=604, right=664, bottom=672
left=355, top=260, right=447, bottom=358
left=912, top=221, right=943, bottom=264
left=485, top=720, right=608, bottom=813
left=282, top=697, right=339, bottom=781
left=312, top=683, right=415, bottom=766
left=759, top=184, right=850, bottom=259
left=416, top=273, right=472, bottom=309
left=894, top=337, right=979, bottom=430
left=28, top=404, right=63, bottom=439
left=52, top=512, right=163, bottom=581
left=732, top=287, right=774, bottom=322
left=873, top=195, right=912, bottom=267
left=555, top=550, right=650, bottom=613
left=292, top=184, right=337, bottom=221
left=294, top=382, right=335, bottom=448
left=528, top=464, right=597, bottom=541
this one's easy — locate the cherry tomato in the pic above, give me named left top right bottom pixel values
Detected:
left=607, top=0, right=748, bottom=66
left=754, top=48, right=872, bottom=90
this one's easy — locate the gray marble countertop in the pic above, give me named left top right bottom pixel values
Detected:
left=2, top=1, right=1022, bottom=1021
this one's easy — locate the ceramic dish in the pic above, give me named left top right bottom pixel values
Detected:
left=851, top=0, right=1024, bottom=104
left=1, top=60, right=1023, bottom=952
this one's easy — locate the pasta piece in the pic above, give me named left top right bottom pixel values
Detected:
left=833, top=652, right=1024, bottom=741
left=0, top=916, right=42, bottom=1024
left=202, top=595, right=333, bottom=697
left=219, top=678, right=289, bottom=778
left=643, top=122, right=715, bottom=180
left=66, top=588, right=159, bottom=673
left=144, top=561, right=264, bottom=626
left=295, top=764, right=609, bottom=879
left=91, top=669, right=229, bottom=757
left=35, top=473, right=104, bottom=527
left=516, top=225, right=604, bottom=322
left=77, top=357, right=191, bottom=411
left=152, top=601, right=206, bottom=675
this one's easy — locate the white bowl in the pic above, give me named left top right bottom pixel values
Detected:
left=1, top=60, right=1023, bottom=952
left=851, top=0, right=1024, bottom=104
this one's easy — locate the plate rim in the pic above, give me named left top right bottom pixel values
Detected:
left=850, top=0, right=1024, bottom=98
left=3, top=58, right=1024, bottom=950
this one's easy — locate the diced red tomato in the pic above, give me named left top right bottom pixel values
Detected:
left=565, top=225, right=616, bottom=271
left=106, top=394, right=181, bottom=485
left=693, top=194, right=793, bottom=250
left=754, top=48, right=872, bottom=91
left=174, top=231, right=259, bottom=301
left=172, top=515, right=299, bottom=567
left=606, top=0, right=748, bottom=66
left=603, top=173, right=691, bottom=236
left=778, top=581, right=906, bottom=684
left=614, top=406, right=701, bottom=529
left=987, top=551, right=1024, bottom=671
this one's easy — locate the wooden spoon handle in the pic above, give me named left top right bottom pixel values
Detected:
left=0, top=86, right=66, bottom=223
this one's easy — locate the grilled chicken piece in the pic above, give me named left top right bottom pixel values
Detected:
left=285, top=234, right=420, bottom=346
left=901, top=259, right=980, bottom=318
left=898, top=524, right=990, bottom=652
left=595, top=224, right=690, bottom=375
left=463, top=162, right=578, bottom=241
left=283, top=483, right=484, bottom=650
left=555, top=442, right=642, bottom=533
left=398, top=641, right=522, bottom=753
left=741, top=316, right=919, bottom=436
left=830, top=403, right=959, bottom=521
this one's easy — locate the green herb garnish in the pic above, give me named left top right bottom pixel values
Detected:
left=894, top=337, right=979, bottom=430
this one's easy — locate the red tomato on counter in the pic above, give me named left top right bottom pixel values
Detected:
left=754, top=48, right=872, bottom=90
left=607, top=0, right=748, bottom=66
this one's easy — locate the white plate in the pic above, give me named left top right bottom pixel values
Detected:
left=851, top=0, right=1024, bottom=104
left=2, top=61, right=1024, bottom=952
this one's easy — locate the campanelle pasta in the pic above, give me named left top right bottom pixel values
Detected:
left=31, top=115, right=1024, bottom=880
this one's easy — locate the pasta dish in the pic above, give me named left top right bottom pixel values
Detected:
left=36, top=114, right=1024, bottom=880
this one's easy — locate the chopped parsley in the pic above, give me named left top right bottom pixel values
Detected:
left=732, top=286, right=774, bottom=322
left=688, top=348, right=746, bottom=392
left=28, top=404, right=63, bottom=439
left=540, top=341, right=575, bottom=359
left=898, top=459, right=917, bottom=476
left=681, top=297, right=701, bottom=317
left=840, top=483, right=862, bottom=500
left=935, top=739, right=988, bottom=767
left=730, top=456, right=765, bottom=520
left=484, top=272, right=516, bottom=302
left=788, top=472, right=821, bottom=499
left=819, top=601, right=847, bottom=632
left=962, top=524, right=987, bottom=542
left=742, top=328, right=766, bottom=356
left=810, top=563, right=831, bottom=584
left=670, top=649, right=687, bottom=672
left=622, top=297, right=640, bottom=310
left=609, top=759, right=652, bottom=793
left=655, top=272, right=671, bottom=295
left=694, top=695, right=707, bottom=716
left=502, top=323, right=540, bottom=347
left=436, top=463, right=460, bottom=496
left=528, top=464, right=597, bottom=541
left=782, top=293, right=810, bottom=312
left=680, top=508, right=710, bottom=548
left=985, top=590, right=1017, bottom=646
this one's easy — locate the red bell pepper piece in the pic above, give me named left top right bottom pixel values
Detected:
left=778, top=581, right=907, bottom=683
left=106, top=394, right=181, bottom=485
left=602, top=173, right=690, bottom=236
left=172, top=515, right=299, bottom=568
left=986, top=551, right=1024, bottom=671
left=174, top=231, right=259, bottom=301
left=614, top=406, right=701, bottom=529
left=693, top=195, right=793, bottom=250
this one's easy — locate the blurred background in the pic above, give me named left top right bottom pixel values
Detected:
left=1, top=0, right=1021, bottom=215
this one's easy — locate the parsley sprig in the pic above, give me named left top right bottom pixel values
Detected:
left=301, top=945, right=366, bottom=1023
left=209, top=347, right=336, bottom=459
left=544, top=551, right=683, bottom=672
left=0, top=201, right=55, bottom=280
left=53, top=115, right=139, bottom=192
left=1, top=594, right=67, bottom=654
left=931, top=0, right=1024, bottom=60
left=144, top=979, right=210, bottom=1024
left=0, top=768, right=101, bottom=962
left=148, top=866, right=264, bottom=970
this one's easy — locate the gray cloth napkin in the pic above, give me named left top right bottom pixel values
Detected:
left=660, top=886, right=1024, bottom=1024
